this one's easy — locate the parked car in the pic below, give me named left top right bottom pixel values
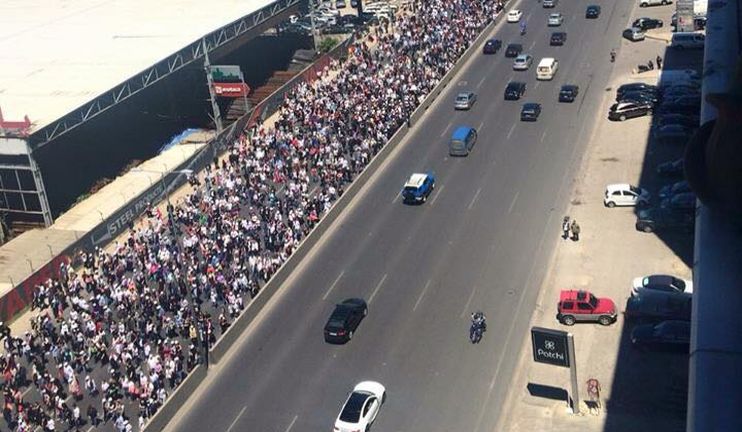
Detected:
left=625, top=291, right=692, bottom=323
left=483, top=38, right=502, bottom=54
left=632, top=17, right=663, bottom=30
left=661, top=85, right=701, bottom=99
left=604, top=183, right=650, bottom=207
left=454, top=92, right=477, bottom=110
left=617, top=83, right=658, bottom=96
left=520, top=103, right=542, bottom=121
left=559, top=84, right=579, bottom=102
left=513, top=54, right=534, bottom=70
left=656, top=158, right=684, bottom=177
left=653, top=124, right=694, bottom=143
left=608, top=101, right=653, bottom=121
left=654, top=113, right=699, bottom=129
left=557, top=290, right=617, bottom=326
left=548, top=13, right=564, bottom=26
left=401, top=172, right=435, bottom=204
left=504, top=81, right=527, bottom=100
left=324, top=298, right=368, bottom=343
left=662, top=95, right=701, bottom=107
left=507, top=10, right=523, bottom=22
left=660, top=191, right=697, bottom=213
left=635, top=207, right=695, bottom=233
left=623, top=27, right=646, bottom=41
left=334, top=381, right=386, bottom=432
left=631, top=320, right=691, bottom=351
left=585, top=4, right=601, bottom=18
left=550, top=32, right=567, bottom=46
left=659, top=180, right=691, bottom=200
left=505, top=43, right=523, bottom=57
left=632, top=274, right=693, bottom=296
left=617, top=91, right=659, bottom=105
left=640, top=0, right=672, bottom=7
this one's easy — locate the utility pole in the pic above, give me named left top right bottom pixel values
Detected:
left=202, top=38, right=224, bottom=133
left=309, top=0, right=319, bottom=54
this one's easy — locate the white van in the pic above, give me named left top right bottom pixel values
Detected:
left=536, top=58, right=558, bottom=80
left=671, top=32, right=705, bottom=49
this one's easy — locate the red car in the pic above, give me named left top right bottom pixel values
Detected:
left=557, top=290, right=617, bottom=326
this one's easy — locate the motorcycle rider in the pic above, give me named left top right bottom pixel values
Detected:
left=471, top=311, right=486, bottom=330
left=520, top=21, right=527, bottom=35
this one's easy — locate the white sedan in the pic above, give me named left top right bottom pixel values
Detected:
left=334, top=381, right=386, bottom=432
left=507, top=10, right=523, bottom=22
left=631, top=274, right=693, bottom=296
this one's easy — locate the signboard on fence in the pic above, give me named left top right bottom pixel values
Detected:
left=214, top=83, right=250, bottom=97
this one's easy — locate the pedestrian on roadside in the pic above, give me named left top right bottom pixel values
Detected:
left=656, top=55, right=663, bottom=69
left=87, top=404, right=99, bottom=427
left=648, top=59, right=654, bottom=70
left=571, top=220, right=581, bottom=241
left=562, top=216, right=571, bottom=240
left=610, top=49, right=616, bottom=63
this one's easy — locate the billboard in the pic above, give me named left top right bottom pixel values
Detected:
left=213, top=83, right=250, bottom=97
left=531, top=326, right=571, bottom=368
left=210, top=65, right=243, bottom=83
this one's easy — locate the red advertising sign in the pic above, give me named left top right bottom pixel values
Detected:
left=214, top=83, right=250, bottom=97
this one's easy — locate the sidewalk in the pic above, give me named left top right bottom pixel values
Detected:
left=500, top=13, right=694, bottom=432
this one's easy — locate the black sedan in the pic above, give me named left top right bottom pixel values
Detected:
left=635, top=207, right=694, bottom=233
left=324, top=298, right=368, bottom=343
left=550, top=32, right=567, bottom=46
left=505, top=43, right=523, bottom=58
left=632, top=17, right=663, bottom=30
left=483, top=38, right=502, bottom=54
left=656, top=158, right=684, bottom=177
left=660, top=192, right=697, bottom=213
left=631, top=320, right=690, bottom=351
left=625, top=292, right=692, bottom=323
left=504, top=81, right=526, bottom=100
left=617, top=83, right=657, bottom=96
left=654, top=113, right=699, bottom=129
left=617, top=91, right=659, bottom=105
left=520, top=103, right=542, bottom=121
left=659, top=180, right=691, bottom=200
left=585, top=5, right=601, bottom=18
left=559, top=84, right=579, bottom=102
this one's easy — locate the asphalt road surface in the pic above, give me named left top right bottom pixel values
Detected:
left=168, top=0, right=640, bottom=431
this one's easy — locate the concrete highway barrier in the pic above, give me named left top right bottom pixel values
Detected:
left=143, top=365, right=206, bottom=432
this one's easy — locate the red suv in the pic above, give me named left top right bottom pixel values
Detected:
left=557, top=290, right=617, bottom=326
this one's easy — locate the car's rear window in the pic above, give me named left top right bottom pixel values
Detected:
left=340, top=393, right=367, bottom=422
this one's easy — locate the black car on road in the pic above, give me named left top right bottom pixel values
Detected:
left=635, top=207, right=694, bottom=233
left=585, top=5, right=601, bottom=18
left=520, top=103, right=542, bottom=121
left=504, top=81, right=526, bottom=100
left=324, top=298, right=368, bottom=343
left=631, top=320, right=690, bottom=351
left=483, top=38, right=502, bottom=54
left=550, top=32, right=567, bottom=46
left=559, top=85, right=579, bottom=102
left=505, top=43, right=523, bottom=58
left=632, top=17, right=663, bottom=30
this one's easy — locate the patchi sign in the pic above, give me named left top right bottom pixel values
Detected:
left=531, top=327, right=570, bottom=368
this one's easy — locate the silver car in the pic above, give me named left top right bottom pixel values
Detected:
left=454, top=92, right=477, bottom=110
left=547, top=13, right=563, bottom=26
left=512, top=54, right=533, bottom=71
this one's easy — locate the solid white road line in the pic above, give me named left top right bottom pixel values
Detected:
left=461, top=284, right=479, bottom=318
left=506, top=124, right=517, bottom=140
left=508, top=191, right=520, bottom=214
left=413, top=279, right=433, bottom=311
left=429, top=184, right=445, bottom=206
left=322, top=271, right=345, bottom=300
left=226, top=405, right=248, bottom=432
left=284, top=415, right=299, bottom=432
left=369, top=273, right=388, bottom=304
left=468, top=187, right=483, bottom=210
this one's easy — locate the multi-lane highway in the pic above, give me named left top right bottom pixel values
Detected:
left=168, top=0, right=639, bottom=430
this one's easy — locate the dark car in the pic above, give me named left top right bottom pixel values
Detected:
left=654, top=113, right=699, bottom=129
left=658, top=101, right=700, bottom=116
left=550, top=32, right=567, bottom=46
left=656, top=158, right=684, bottom=177
left=660, top=192, right=697, bottom=213
left=635, top=207, right=694, bottom=233
left=625, top=291, right=692, bottom=323
left=631, top=320, right=690, bottom=351
left=585, top=5, right=601, bottom=18
left=504, top=81, right=526, bottom=100
left=659, top=180, right=691, bottom=200
left=617, top=83, right=658, bottom=96
left=662, top=95, right=701, bottom=108
left=694, top=16, right=707, bottom=30
left=521, top=103, right=542, bottom=121
left=617, top=91, right=659, bottom=105
left=505, top=43, right=523, bottom=58
left=483, top=38, right=502, bottom=54
left=653, top=124, right=694, bottom=143
left=559, top=85, right=579, bottom=102
left=324, top=298, right=368, bottom=343
left=632, top=17, right=664, bottom=30
left=608, top=101, right=653, bottom=121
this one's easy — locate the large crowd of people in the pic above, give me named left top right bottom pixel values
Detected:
left=1, top=0, right=500, bottom=430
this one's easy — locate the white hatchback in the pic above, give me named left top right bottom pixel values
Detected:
left=334, top=381, right=386, bottom=432
left=604, top=183, right=650, bottom=207
left=507, top=10, right=523, bottom=22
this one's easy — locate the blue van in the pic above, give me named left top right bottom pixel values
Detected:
left=449, top=126, right=478, bottom=156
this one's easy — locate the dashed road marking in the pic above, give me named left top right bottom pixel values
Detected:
left=461, top=284, right=479, bottom=318
left=468, top=187, right=483, bottom=210
left=429, top=184, right=445, bottom=206
left=226, top=405, right=248, bottom=432
left=508, top=191, right=520, bottom=214
left=322, top=271, right=345, bottom=300
left=440, top=122, right=454, bottom=138
left=284, top=415, right=298, bottom=432
left=413, top=279, right=433, bottom=311
left=369, top=273, right=388, bottom=304
left=506, top=124, right=517, bottom=140
left=540, top=131, right=547, bottom=143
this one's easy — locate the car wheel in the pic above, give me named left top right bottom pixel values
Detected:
left=640, top=2, right=647, bottom=6
left=642, top=225, right=653, bottom=233
left=598, top=315, right=613, bottom=326
left=348, top=330, right=353, bottom=340
left=606, top=201, right=616, bottom=208
left=363, top=307, right=368, bottom=317
left=661, top=0, right=668, bottom=4
left=619, top=114, right=627, bottom=121
left=561, top=315, right=576, bottom=326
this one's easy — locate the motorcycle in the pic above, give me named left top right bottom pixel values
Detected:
left=520, top=24, right=527, bottom=36
left=470, top=312, right=487, bottom=344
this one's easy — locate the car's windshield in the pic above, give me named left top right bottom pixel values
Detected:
left=339, top=393, right=366, bottom=423
left=588, top=293, right=598, bottom=308
left=630, top=185, right=642, bottom=194
left=403, top=186, right=419, bottom=194
left=456, top=95, right=469, bottom=102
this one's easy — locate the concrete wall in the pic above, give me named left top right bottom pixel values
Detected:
left=142, top=365, right=207, bottom=432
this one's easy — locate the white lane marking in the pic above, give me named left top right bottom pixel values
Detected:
left=534, top=81, right=540, bottom=90
left=440, top=121, right=454, bottom=137
left=284, top=415, right=299, bottom=432
left=508, top=191, right=520, bottom=214
left=429, top=184, right=445, bottom=206
left=368, top=273, right=388, bottom=304
left=322, top=271, right=345, bottom=300
left=528, top=40, right=536, bottom=50
left=540, top=131, right=547, bottom=143
left=506, top=124, right=517, bottom=140
left=392, top=189, right=401, bottom=204
left=413, top=279, right=433, bottom=311
left=477, top=120, right=485, bottom=131
left=468, top=187, right=483, bottom=210
left=477, top=75, right=487, bottom=89
left=461, top=284, right=479, bottom=318
left=226, top=405, right=248, bottom=432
